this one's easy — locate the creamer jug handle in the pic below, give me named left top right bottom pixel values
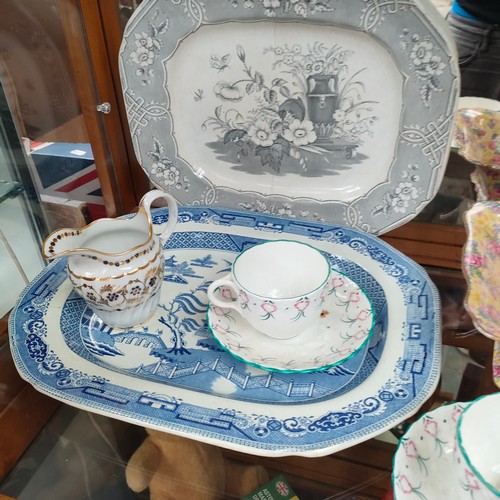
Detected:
left=139, top=190, right=178, bottom=243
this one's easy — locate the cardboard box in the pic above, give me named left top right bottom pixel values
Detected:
left=29, top=142, right=106, bottom=220
left=30, top=142, right=94, bottom=189
left=242, top=475, right=299, bottom=500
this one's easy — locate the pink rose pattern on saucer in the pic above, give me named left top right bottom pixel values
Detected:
left=208, top=270, right=374, bottom=373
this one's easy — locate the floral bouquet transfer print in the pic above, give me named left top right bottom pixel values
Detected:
left=202, top=42, right=378, bottom=173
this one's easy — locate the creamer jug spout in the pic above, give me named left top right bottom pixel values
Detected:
left=42, top=212, right=152, bottom=260
left=42, top=225, right=94, bottom=259
left=40, top=189, right=178, bottom=329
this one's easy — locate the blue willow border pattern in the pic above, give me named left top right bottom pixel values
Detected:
left=9, top=207, right=440, bottom=454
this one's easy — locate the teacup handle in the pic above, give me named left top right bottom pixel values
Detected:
left=207, top=275, right=242, bottom=313
left=140, top=189, right=178, bottom=243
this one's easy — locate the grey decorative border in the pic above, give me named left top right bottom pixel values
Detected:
left=119, top=0, right=459, bottom=234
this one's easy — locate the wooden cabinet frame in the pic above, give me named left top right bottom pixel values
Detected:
left=383, top=221, right=466, bottom=270
left=2, top=1, right=496, bottom=494
left=57, top=0, right=149, bottom=217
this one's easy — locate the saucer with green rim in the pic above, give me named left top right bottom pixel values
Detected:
left=207, top=270, right=374, bottom=374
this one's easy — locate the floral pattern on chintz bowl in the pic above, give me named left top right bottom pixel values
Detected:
left=471, top=165, right=500, bottom=202
left=463, top=201, right=500, bottom=340
left=393, top=402, right=468, bottom=500
left=119, top=0, right=459, bottom=235
left=493, top=342, right=500, bottom=389
left=454, top=105, right=500, bottom=202
left=451, top=98, right=500, bottom=151
left=207, top=269, right=375, bottom=373
left=455, top=108, right=500, bottom=169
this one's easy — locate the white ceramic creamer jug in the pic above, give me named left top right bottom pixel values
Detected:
left=42, top=190, right=177, bottom=328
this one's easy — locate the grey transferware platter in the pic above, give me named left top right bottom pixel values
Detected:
left=119, top=0, right=459, bottom=234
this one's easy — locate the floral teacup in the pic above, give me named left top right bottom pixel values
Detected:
left=207, top=240, right=331, bottom=340
left=455, top=107, right=500, bottom=202
left=455, top=108, right=500, bottom=168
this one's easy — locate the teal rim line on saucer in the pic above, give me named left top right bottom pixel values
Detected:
left=206, top=268, right=376, bottom=374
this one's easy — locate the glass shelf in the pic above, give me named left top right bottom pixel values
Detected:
left=0, top=180, right=23, bottom=205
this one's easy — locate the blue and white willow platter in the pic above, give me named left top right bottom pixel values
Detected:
left=119, top=0, right=459, bottom=235
left=9, top=207, right=440, bottom=457
left=81, top=243, right=385, bottom=384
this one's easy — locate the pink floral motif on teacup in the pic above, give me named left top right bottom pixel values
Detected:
left=239, top=290, right=250, bottom=309
left=207, top=240, right=331, bottom=340
left=260, top=300, right=278, bottom=320
left=292, top=298, right=311, bottom=321
left=220, top=286, right=237, bottom=302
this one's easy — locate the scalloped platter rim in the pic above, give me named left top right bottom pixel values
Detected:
left=9, top=206, right=441, bottom=457
left=119, top=0, right=459, bottom=235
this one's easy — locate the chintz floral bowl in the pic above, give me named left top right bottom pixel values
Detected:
left=454, top=105, right=500, bottom=202
left=463, top=201, right=500, bottom=341
left=455, top=108, right=500, bottom=168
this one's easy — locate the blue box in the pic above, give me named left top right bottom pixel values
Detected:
left=30, top=142, right=94, bottom=189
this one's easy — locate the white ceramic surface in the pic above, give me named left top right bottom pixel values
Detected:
left=10, top=206, right=440, bottom=457
left=207, top=240, right=331, bottom=339
left=42, top=190, right=178, bottom=328
left=393, top=402, right=468, bottom=500
left=455, top=393, right=500, bottom=498
left=119, top=0, right=459, bottom=235
left=208, top=269, right=374, bottom=373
